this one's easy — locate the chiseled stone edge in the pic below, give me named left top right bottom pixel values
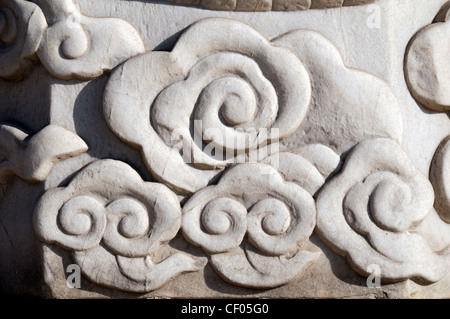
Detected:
left=162, top=0, right=377, bottom=11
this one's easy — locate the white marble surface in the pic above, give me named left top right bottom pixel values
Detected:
left=1, top=0, right=449, bottom=298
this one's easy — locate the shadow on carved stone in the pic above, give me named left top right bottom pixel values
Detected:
left=0, top=179, right=47, bottom=296
left=72, top=75, right=154, bottom=182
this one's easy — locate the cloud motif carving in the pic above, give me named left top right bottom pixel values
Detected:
left=104, top=18, right=312, bottom=195
left=0, top=0, right=145, bottom=81
left=0, top=123, right=88, bottom=199
left=316, top=138, right=450, bottom=284
left=0, top=0, right=47, bottom=80
left=405, top=2, right=450, bottom=111
left=33, top=159, right=205, bottom=293
left=182, top=162, right=320, bottom=289
left=25, top=15, right=450, bottom=295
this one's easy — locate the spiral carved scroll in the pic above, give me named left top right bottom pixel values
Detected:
left=405, top=1, right=450, bottom=111
left=0, top=122, right=88, bottom=204
left=104, top=18, right=311, bottom=195
left=33, top=160, right=205, bottom=293
left=162, top=0, right=376, bottom=11
left=0, top=0, right=46, bottom=80
left=36, top=0, right=145, bottom=80
left=0, top=0, right=145, bottom=81
left=182, top=162, right=320, bottom=289
left=316, top=138, right=450, bottom=284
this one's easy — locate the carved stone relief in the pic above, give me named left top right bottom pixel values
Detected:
left=405, top=1, right=450, bottom=264
left=0, top=0, right=46, bottom=80
left=405, top=1, right=450, bottom=112
left=316, top=138, right=450, bottom=284
left=431, top=136, right=450, bottom=223
left=273, top=29, right=403, bottom=155
left=0, top=123, right=88, bottom=198
left=104, top=18, right=312, bottom=194
left=162, top=0, right=376, bottom=11
left=1, top=0, right=145, bottom=81
left=1, top=0, right=450, bottom=299
left=103, top=18, right=401, bottom=195
left=36, top=0, right=146, bottom=80
left=182, top=161, right=321, bottom=289
left=34, top=159, right=205, bottom=293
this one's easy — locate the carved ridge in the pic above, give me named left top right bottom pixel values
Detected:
left=0, top=0, right=47, bottom=80
left=33, top=159, right=206, bottom=293
left=162, top=0, right=377, bottom=11
left=316, top=138, right=450, bottom=284
left=104, top=18, right=312, bottom=194
left=13, top=9, right=450, bottom=295
left=0, top=122, right=88, bottom=199
left=430, top=135, right=450, bottom=224
left=182, top=160, right=321, bottom=289
left=405, top=1, right=450, bottom=111
left=0, top=0, right=145, bottom=81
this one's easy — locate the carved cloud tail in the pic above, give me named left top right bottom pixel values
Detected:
left=211, top=245, right=321, bottom=289
left=0, top=123, right=88, bottom=183
left=73, top=247, right=206, bottom=293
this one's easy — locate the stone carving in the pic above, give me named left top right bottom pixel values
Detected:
left=316, top=138, right=450, bottom=284
left=104, top=18, right=401, bottom=196
left=274, top=30, right=403, bottom=154
left=405, top=2, right=450, bottom=253
left=262, top=147, right=341, bottom=195
left=0, top=123, right=88, bottom=196
left=36, top=0, right=146, bottom=80
left=0, top=0, right=47, bottom=80
left=430, top=135, right=450, bottom=223
left=405, top=1, right=450, bottom=112
left=3, top=0, right=450, bottom=298
left=104, top=18, right=312, bottom=195
left=182, top=160, right=320, bottom=289
left=162, top=0, right=376, bottom=11
left=33, top=160, right=206, bottom=293
left=0, top=0, right=145, bottom=81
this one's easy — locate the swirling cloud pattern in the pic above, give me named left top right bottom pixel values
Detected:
left=182, top=162, right=320, bottom=289
left=316, top=138, right=450, bottom=284
left=33, top=159, right=205, bottom=293
left=104, top=18, right=311, bottom=194
left=0, top=0, right=47, bottom=80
